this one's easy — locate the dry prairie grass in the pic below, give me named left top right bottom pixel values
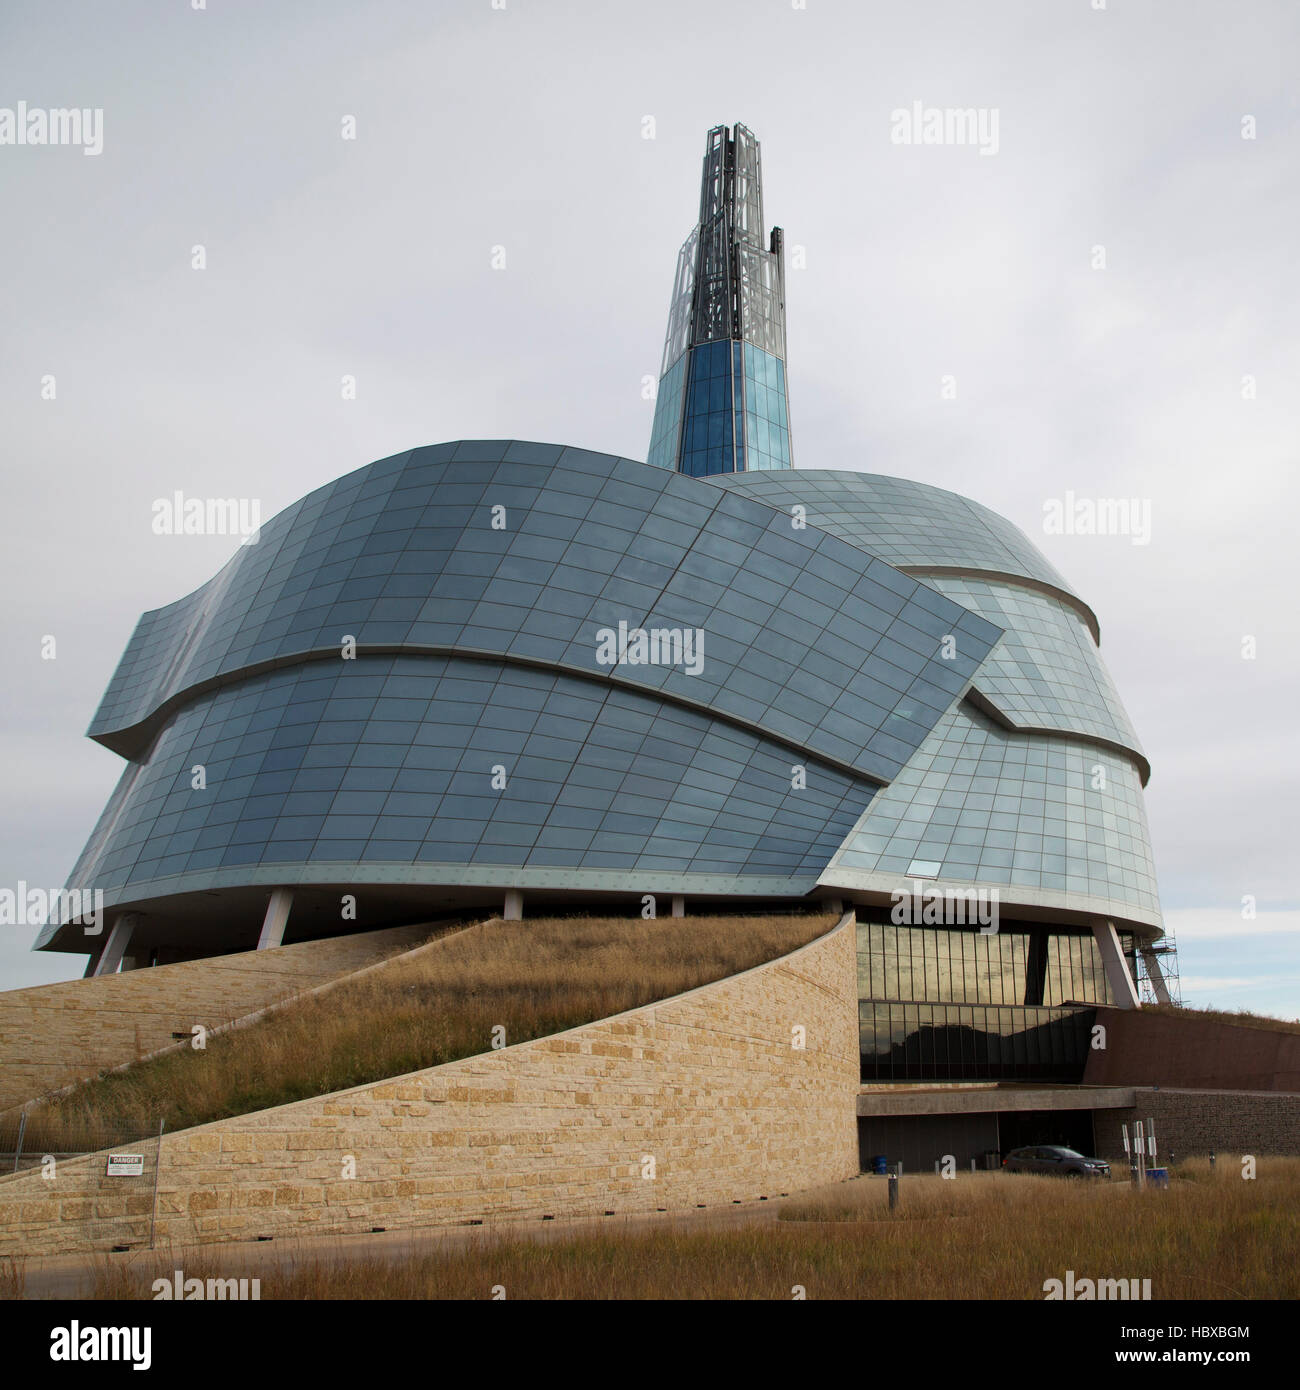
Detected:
left=1144, top=1004, right=1300, bottom=1034
left=16, top=912, right=832, bottom=1150
left=83, top=1158, right=1300, bottom=1301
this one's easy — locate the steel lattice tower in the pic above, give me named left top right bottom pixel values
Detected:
left=647, top=123, right=793, bottom=475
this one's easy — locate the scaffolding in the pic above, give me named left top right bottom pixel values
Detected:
left=1136, top=925, right=1182, bottom=1006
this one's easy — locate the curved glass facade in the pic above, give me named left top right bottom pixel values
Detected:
left=922, top=574, right=1143, bottom=760
left=712, top=468, right=1079, bottom=600
left=826, top=702, right=1160, bottom=922
left=41, top=440, right=1019, bottom=953
left=84, top=444, right=994, bottom=784
left=68, top=654, right=877, bottom=895
left=42, top=434, right=1164, bottom=965
left=708, top=467, right=1162, bottom=928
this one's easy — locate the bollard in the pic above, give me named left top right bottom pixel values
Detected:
left=1209, top=1150, right=1216, bottom=1170
left=888, top=1168, right=899, bottom=1212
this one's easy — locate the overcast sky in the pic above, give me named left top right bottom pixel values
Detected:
left=1, top=0, right=1296, bottom=1014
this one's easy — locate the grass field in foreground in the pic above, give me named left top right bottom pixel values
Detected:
left=16, top=911, right=834, bottom=1149
left=71, top=1158, right=1300, bottom=1301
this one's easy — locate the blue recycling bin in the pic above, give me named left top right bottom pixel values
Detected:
left=871, top=1155, right=888, bottom=1176
left=1147, top=1167, right=1169, bottom=1188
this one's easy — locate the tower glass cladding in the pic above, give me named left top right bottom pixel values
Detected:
left=646, top=123, right=792, bottom=476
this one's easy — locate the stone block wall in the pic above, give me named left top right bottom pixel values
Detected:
left=0, top=914, right=860, bottom=1256
left=0, top=924, right=434, bottom=1110
left=1093, top=1087, right=1300, bottom=1163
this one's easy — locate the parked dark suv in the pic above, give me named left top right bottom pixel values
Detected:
left=1002, top=1145, right=1111, bottom=1178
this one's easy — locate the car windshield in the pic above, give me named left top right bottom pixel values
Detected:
left=1054, top=1148, right=1084, bottom=1158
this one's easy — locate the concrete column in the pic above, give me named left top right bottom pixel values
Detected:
left=92, top=913, right=138, bottom=977
left=257, top=888, right=294, bottom=950
left=1092, top=918, right=1141, bottom=1009
left=1140, top=946, right=1173, bottom=1005
left=670, top=895, right=685, bottom=918
left=1023, top=927, right=1049, bottom=1006
left=825, top=898, right=844, bottom=918
left=503, top=889, right=523, bottom=922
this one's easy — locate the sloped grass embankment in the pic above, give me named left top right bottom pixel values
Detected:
left=15, top=912, right=834, bottom=1150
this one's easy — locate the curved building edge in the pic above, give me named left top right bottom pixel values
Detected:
left=41, top=439, right=1164, bottom=962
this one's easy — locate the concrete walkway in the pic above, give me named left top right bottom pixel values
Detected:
left=9, top=1192, right=797, bottom=1299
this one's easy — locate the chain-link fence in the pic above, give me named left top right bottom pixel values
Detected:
left=0, top=1112, right=165, bottom=1252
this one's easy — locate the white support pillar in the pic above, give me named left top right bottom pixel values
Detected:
left=503, top=889, right=523, bottom=922
left=1093, top=918, right=1141, bottom=1009
left=257, top=888, right=294, bottom=950
left=670, top=895, right=685, bottom=918
left=1140, top=947, right=1173, bottom=1005
left=92, top=913, right=138, bottom=977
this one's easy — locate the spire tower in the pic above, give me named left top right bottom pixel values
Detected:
left=647, top=123, right=793, bottom=475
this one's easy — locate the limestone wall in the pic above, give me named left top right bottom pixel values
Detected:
left=1094, top=1087, right=1300, bottom=1163
left=0, top=914, right=860, bottom=1255
left=0, top=924, right=435, bottom=1110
